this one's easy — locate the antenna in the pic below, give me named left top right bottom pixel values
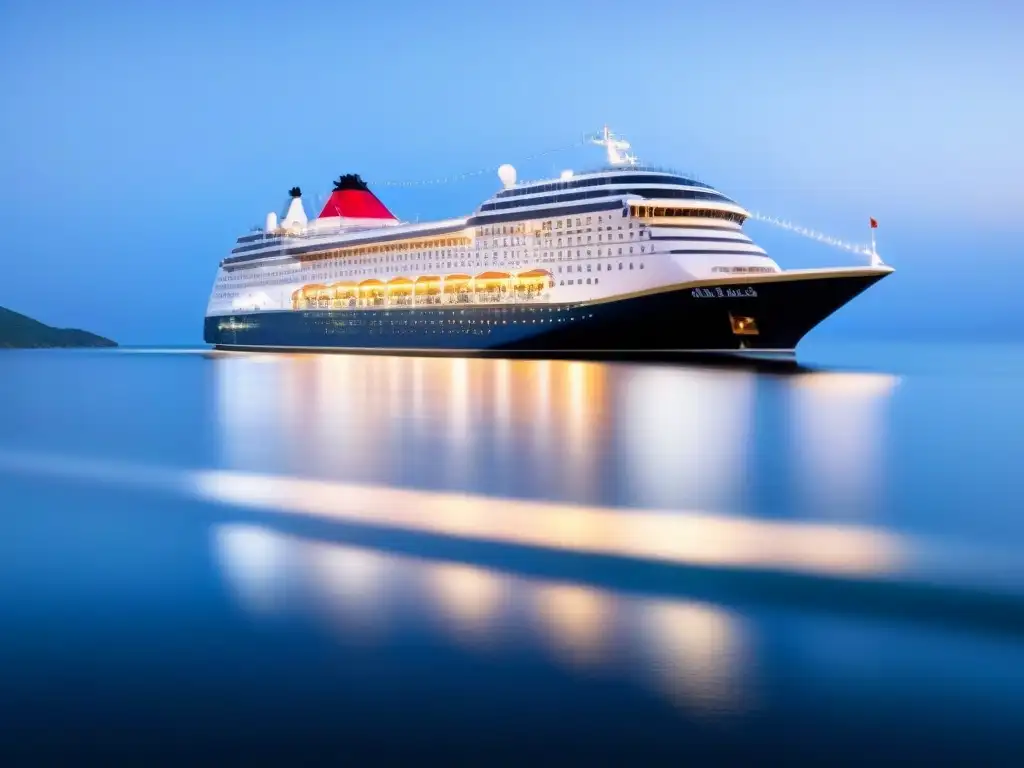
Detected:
left=591, top=125, right=638, bottom=167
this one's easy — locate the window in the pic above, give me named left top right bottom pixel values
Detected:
left=730, top=314, right=759, bottom=336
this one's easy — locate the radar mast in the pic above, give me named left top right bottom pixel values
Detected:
left=592, top=126, right=638, bottom=167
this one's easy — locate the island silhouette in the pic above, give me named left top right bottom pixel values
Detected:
left=0, top=306, right=116, bottom=348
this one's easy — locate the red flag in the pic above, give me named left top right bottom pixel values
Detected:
left=870, top=217, right=878, bottom=229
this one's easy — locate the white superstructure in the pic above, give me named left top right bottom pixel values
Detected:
left=207, top=129, right=781, bottom=316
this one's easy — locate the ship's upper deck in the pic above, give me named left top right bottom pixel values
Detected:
left=468, top=165, right=747, bottom=229
left=492, top=165, right=716, bottom=198
left=223, top=128, right=749, bottom=267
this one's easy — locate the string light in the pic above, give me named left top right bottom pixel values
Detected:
left=748, top=212, right=875, bottom=258
left=315, top=131, right=881, bottom=262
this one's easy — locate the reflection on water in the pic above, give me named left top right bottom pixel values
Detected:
left=534, top=582, right=611, bottom=669
left=198, top=354, right=911, bottom=584
left=620, top=366, right=755, bottom=510
left=8, top=347, right=1024, bottom=761
left=211, top=353, right=900, bottom=520
left=0, top=445, right=914, bottom=581
left=791, top=373, right=899, bottom=518
left=427, top=561, right=508, bottom=646
left=639, top=599, right=748, bottom=713
left=307, top=542, right=391, bottom=638
left=217, top=523, right=294, bottom=615
left=215, top=523, right=750, bottom=716
left=194, top=469, right=907, bottom=577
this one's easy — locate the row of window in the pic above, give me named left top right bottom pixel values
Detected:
left=215, top=258, right=649, bottom=304
left=483, top=229, right=642, bottom=247
left=231, top=199, right=727, bottom=276
left=229, top=235, right=474, bottom=263
left=543, top=231, right=646, bottom=247
left=630, top=205, right=746, bottom=224
left=474, top=222, right=528, bottom=236
left=536, top=214, right=635, bottom=232
left=224, top=247, right=652, bottom=291
left=711, top=265, right=777, bottom=273
left=480, top=187, right=729, bottom=213
left=222, top=230, right=654, bottom=286
left=222, top=203, right=748, bottom=291
left=477, top=213, right=631, bottom=237
left=558, top=261, right=643, bottom=274
left=222, top=248, right=664, bottom=291
left=493, top=173, right=715, bottom=199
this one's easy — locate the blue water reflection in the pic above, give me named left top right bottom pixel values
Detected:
left=216, top=523, right=752, bottom=717
left=3, top=344, right=1024, bottom=760
left=209, top=351, right=897, bottom=521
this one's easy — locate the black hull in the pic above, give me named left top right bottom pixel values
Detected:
left=204, top=270, right=890, bottom=359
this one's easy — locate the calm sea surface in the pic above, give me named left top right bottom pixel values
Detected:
left=2, top=340, right=1024, bottom=763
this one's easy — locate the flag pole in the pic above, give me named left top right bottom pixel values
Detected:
left=869, top=217, right=883, bottom=267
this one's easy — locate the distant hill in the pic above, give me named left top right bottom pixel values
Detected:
left=0, top=306, right=116, bottom=349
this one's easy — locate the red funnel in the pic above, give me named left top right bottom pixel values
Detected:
left=317, top=174, right=395, bottom=220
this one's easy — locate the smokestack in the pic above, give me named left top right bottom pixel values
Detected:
left=281, top=186, right=307, bottom=229
left=317, top=174, right=396, bottom=221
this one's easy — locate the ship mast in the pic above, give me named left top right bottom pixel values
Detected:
left=592, top=126, right=638, bottom=167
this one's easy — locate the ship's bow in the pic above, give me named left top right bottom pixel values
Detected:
left=706, top=266, right=893, bottom=354
left=503, top=265, right=893, bottom=359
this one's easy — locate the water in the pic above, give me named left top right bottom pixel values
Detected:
left=1, top=341, right=1024, bottom=762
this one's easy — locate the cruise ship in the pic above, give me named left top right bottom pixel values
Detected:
left=204, top=128, right=893, bottom=360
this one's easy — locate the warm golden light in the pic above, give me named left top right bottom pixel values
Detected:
left=533, top=582, right=610, bottom=668
left=201, top=355, right=905, bottom=577
left=195, top=470, right=906, bottom=578
left=729, top=313, right=759, bottom=335
left=639, top=600, right=748, bottom=714
left=211, top=523, right=754, bottom=715
left=427, top=562, right=506, bottom=645
left=304, top=539, right=391, bottom=638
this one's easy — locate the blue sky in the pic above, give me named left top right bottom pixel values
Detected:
left=0, top=0, right=1020, bottom=343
